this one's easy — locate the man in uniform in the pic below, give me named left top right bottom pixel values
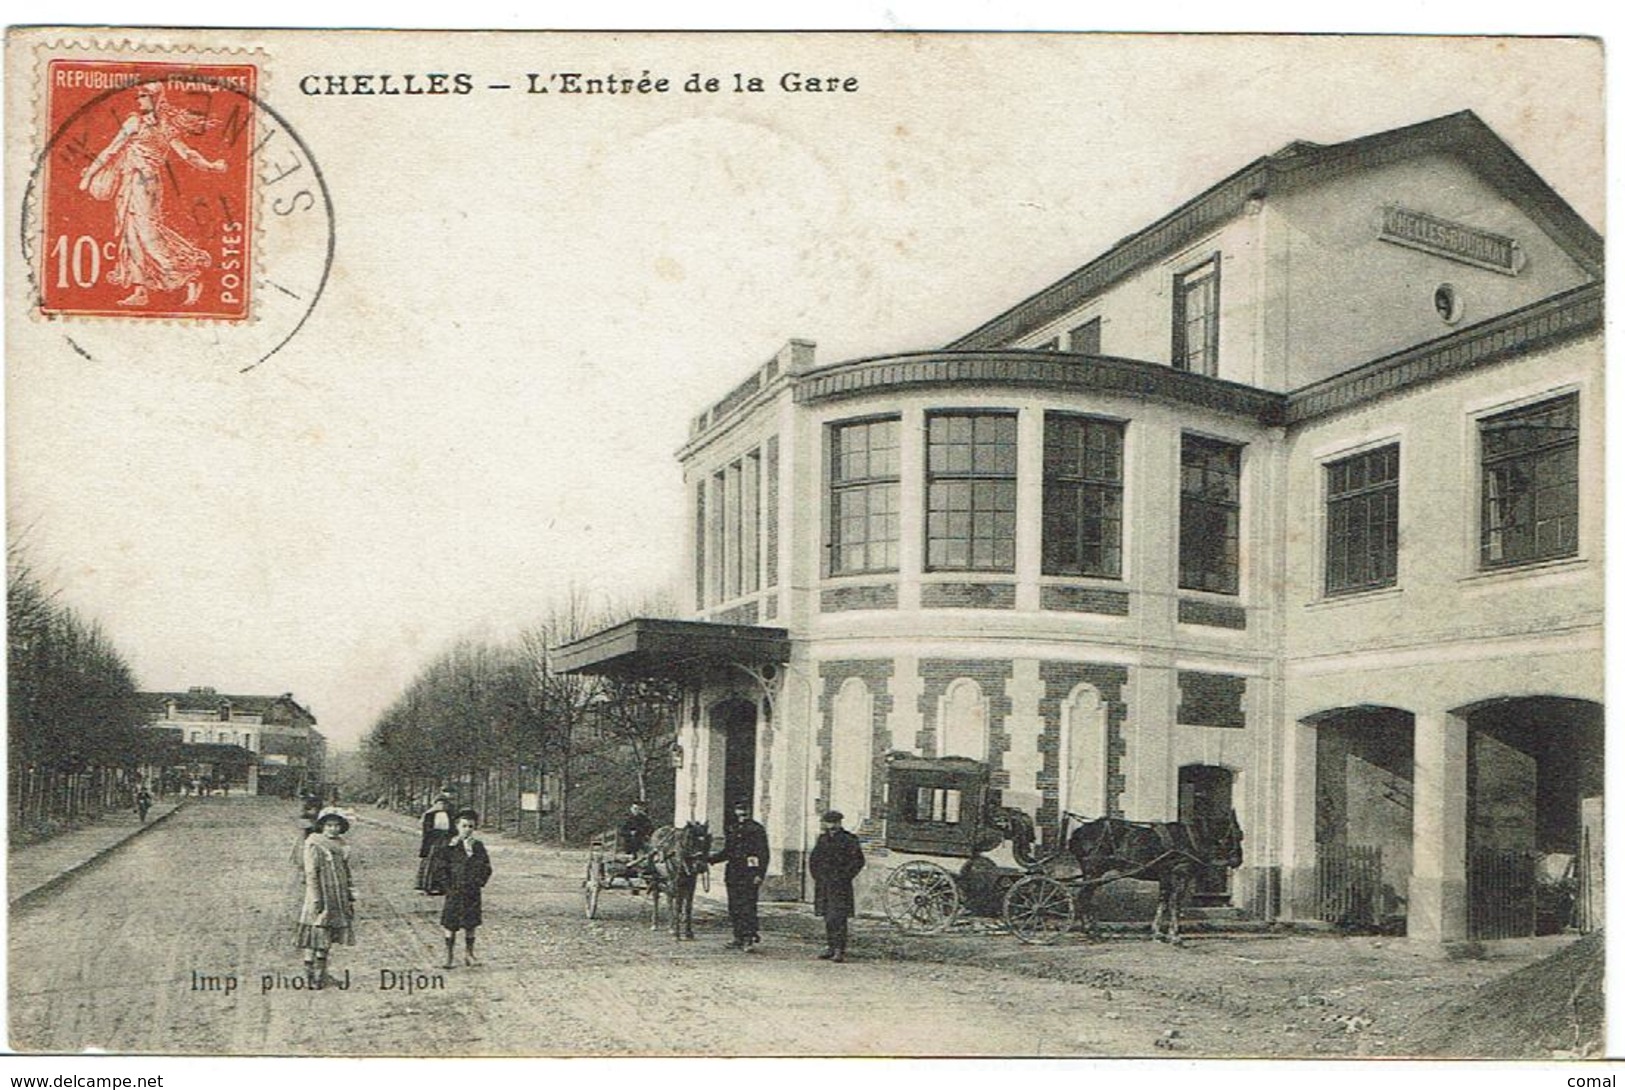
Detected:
left=809, top=810, right=865, bottom=962
left=711, top=799, right=769, bottom=949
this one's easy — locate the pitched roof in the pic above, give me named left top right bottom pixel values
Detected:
left=948, top=111, right=1602, bottom=352
left=143, top=688, right=316, bottom=722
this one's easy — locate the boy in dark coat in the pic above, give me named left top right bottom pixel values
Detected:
left=710, top=800, right=769, bottom=949
left=809, top=810, right=865, bottom=962
left=435, top=809, right=492, bottom=968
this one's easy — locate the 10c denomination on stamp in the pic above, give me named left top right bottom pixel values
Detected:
left=41, top=60, right=256, bottom=321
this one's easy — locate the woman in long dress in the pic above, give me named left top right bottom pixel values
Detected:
left=76, top=82, right=226, bottom=307
left=296, top=807, right=356, bottom=989
left=436, top=809, right=492, bottom=969
left=416, top=792, right=454, bottom=894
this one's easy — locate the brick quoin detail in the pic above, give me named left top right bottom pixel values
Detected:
left=1178, top=671, right=1247, bottom=729
left=712, top=601, right=760, bottom=625
left=1039, top=585, right=1131, bottom=615
left=817, top=660, right=895, bottom=841
left=1038, top=661, right=1129, bottom=834
left=917, top=659, right=1014, bottom=791
left=921, top=582, right=1016, bottom=609
left=820, top=584, right=898, bottom=612
left=1178, top=598, right=1247, bottom=629
left=757, top=693, right=775, bottom=823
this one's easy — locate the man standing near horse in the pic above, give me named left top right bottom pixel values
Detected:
left=809, top=810, right=865, bottom=963
left=710, top=800, right=769, bottom=950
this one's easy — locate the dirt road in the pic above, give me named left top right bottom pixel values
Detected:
left=9, top=796, right=1592, bottom=1057
left=9, top=797, right=1156, bottom=1055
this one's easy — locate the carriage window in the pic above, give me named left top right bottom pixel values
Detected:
left=913, top=787, right=962, bottom=824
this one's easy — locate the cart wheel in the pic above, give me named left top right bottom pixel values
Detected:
left=1003, top=874, right=1075, bottom=944
left=883, top=861, right=961, bottom=933
left=583, top=859, right=601, bottom=919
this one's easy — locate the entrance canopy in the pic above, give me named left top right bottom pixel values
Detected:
left=552, top=618, right=789, bottom=682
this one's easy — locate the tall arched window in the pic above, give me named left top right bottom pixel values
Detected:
left=939, top=678, right=988, bottom=760
left=831, top=678, right=873, bottom=821
left=1060, top=684, right=1107, bottom=819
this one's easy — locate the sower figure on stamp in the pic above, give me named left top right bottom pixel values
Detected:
left=710, top=800, right=769, bottom=950
left=296, top=808, right=356, bottom=990
left=76, top=82, right=225, bottom=308
left=434, top=809, right=492, bottom=969
left=810, top=810, right=865, bottom=963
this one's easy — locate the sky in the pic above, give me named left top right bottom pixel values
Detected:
left=5, top=30, right=1606, bottom=751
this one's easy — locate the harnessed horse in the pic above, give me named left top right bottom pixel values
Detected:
left=647, top=821, right=712, bottom=939
left=1066, top=810, right=1243, bottom=944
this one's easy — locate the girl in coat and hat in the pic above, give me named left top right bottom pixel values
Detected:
left=296, top=807, right=356, bottom=989
left=435, top=808, right=492, bottom=969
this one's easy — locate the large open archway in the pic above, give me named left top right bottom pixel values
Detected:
left=1455, top=696, right=1603, bottom=938
left=1302, top=705, right=1415, bottom=932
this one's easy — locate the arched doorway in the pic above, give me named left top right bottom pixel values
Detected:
left=708, top=698, right=758, bottom=825
left=1178, top=764, right=1234, bottom=905
left=1458, top=696, right=1603, bottom=938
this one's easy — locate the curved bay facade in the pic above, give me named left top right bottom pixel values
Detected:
left=562, top=111, right=1603, bottom=943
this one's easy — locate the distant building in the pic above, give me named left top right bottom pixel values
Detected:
left=142, top=687, right=324, bottom=797
left=558, top=111, right=1602, bottom=943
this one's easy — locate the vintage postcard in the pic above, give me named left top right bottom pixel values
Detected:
left=3, top=28, right=1606, bottom=1064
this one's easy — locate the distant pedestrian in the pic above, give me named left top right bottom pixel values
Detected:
left=417, top=791, right=454, bottom=895
left=434, top=809, right=492, bottom=968
left=135, top=789, right=152, bottom=824
left=296, top=807, right=356, bottom=989
left=809, top=810, right=865, bottom=963
left=710, top=800, right=769, bottom=950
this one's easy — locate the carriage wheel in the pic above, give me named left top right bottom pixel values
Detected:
left=882, top=861, right=961, bottom=934
left=1003, top=874, right=1075, bottom=944
left=582, top=858, right=601, bottom=919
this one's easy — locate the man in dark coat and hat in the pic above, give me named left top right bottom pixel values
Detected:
left=809, top=810, right=865, bottom=962
left=710, top=800, right=769, bottom=949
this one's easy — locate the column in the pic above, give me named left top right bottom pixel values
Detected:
left=1409, top=709, right=1468, bottom=943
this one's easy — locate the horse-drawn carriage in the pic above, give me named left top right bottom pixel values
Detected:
left=880, top=754, right=1244, bottom=944
left=582, top=821, right=713, bottom=938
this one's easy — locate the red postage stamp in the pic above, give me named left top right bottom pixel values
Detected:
left=40, top=60, right=256, bottom=320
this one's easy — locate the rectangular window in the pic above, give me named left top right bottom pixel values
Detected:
left=1325, top=444, right=1399, bottom=595
left=741, top=453, right=760, bottom=594
left=1480, top=393, right=1579, bottom=568
left=829, top=417, right=901, bottom=575
left=725, top=460, right=743, bottom=599
left=710, top=470, right=727, bottom=599
left=1042, top=413, right=1124, bottom=578
left=1069, top=317, right=1102, bottom=355
left=1179, top=434, right=1241, bottom=594
left=1173, top=255, right=1220, bottom=375
left=926, top=412, right=1017, bottom=571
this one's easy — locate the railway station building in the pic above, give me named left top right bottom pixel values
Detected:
left=556, top=111, right=1603, bottom=943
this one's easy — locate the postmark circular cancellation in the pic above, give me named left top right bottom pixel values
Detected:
left=20, top=40, right=334, bottom=372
